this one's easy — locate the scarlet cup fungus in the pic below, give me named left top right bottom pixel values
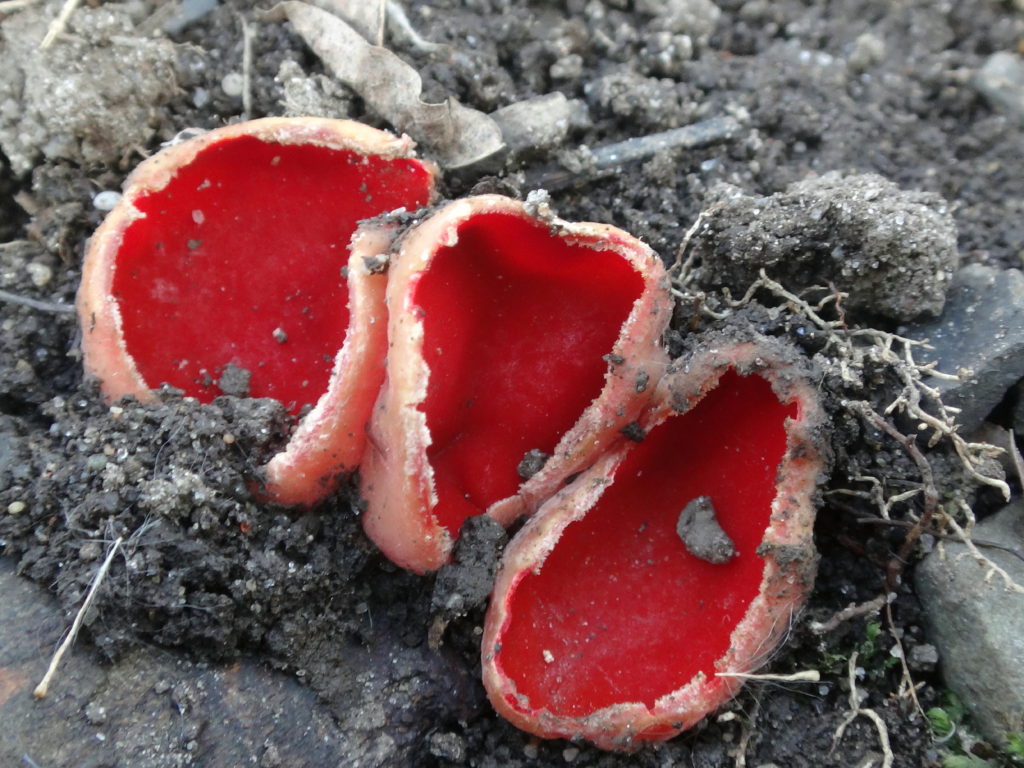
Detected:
left=359, top=194, right=672, bottom=573
left=77, top=117, right=436, bottom=505
left=481, top=338, right=828, bottom=750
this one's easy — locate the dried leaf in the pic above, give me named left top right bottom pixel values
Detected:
left=303, top=0, right=383, bottom=44
left=264, top=1, right=505, bottom=169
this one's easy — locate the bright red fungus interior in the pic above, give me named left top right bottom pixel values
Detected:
left=113, top=135, right=432, bottom=412
left=497, top=371, right=797, bottom=716
left=414, top=212, right=644, bottom=536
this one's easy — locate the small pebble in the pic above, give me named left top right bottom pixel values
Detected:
left=85, top=701, right=108, bottom=725
left=26, top=262, right=53, bottom=287
left=7, top=501, right=26, bottom=515
left=550, top=54, right=584, bottom=81
left=427, top=731, right=467, bottom=762
left=92, top=190, right=122, bottom=211
left=908, top=643, right=939, bottom=672
left=86, top=454, right=108, bottom=472
left=79, top=541, right=102, bottom=561
left=221, top=72, right=245, bottom=97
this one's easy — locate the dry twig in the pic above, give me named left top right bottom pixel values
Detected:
left=239, top=13, right=254, bottom=118
left=34, top=536, right=123, bottom=698
left=39, top=0, right=80, bottom=49
left=884, top=601, right=926, bottom=719
left=810, top=595, right=888, bottom=634
left=0, top=0, right=42, bottom=13
left=0, top=287, right=75, bottom=314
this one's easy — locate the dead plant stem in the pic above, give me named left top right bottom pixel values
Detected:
left=39, top=0, right=81, bottom=49
left=34, top=536, right=123, bottom=698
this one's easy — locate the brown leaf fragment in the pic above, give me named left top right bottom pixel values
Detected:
left=264, top=1, right=505, bottom=169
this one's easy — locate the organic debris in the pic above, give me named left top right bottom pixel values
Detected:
left=265, top=1, right=504, bottom=169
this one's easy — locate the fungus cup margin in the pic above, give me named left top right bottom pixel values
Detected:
left=260, top=220, right=395, bottom=505
left=481, top=337, right=829, bottom=751
left=76, top=116, right=438, bottom=507
left=359, top=194, right=672, bottom=573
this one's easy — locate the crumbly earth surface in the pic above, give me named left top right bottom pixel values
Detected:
left=2, top=1, right=1023, bottom=766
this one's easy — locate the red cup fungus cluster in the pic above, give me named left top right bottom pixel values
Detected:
left=78, top=117, right=829, bottom=751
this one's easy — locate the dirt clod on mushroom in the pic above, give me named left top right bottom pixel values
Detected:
left=516, top=448, right=550, bottom=481
left=676, top=495, right=737, bottom=564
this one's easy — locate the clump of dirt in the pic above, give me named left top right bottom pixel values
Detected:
left=0, top=2, right=178, bottom=174
left=686, top=172, right=960, bottom=322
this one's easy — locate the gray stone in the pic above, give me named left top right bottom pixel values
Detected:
left=161, top=0, right=218, bottom=35
left=907, top=642, right=939, bottom=673
left=491, top=93, right=574, bottom=153
left=915, top=502, right=1024, bottom=746
left=904, top=265, right=1024, bottom=432
left=0, top=558, right=356, bottom=767
left=1013, top=383, right=1024, bottom=438
left=636, top=0, right=720, bottom=46
left=973, top=52, right=1024, bottom=123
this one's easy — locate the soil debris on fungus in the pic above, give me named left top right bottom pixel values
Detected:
left=2, top=0, right=1023, bottom=765
left=360, top=194, right=672, bottom=573
left=76, top=117, right=437, bottom=507
left=676, top=495, right=737, bottom=564
left=482, top=338, right=828, bottom=750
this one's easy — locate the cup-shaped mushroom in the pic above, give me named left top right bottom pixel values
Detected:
left=482, top=339, right=828, bottom=750
left=360, top=195, right=672, bottom=573
left=78, top=117, right=437, bottom=506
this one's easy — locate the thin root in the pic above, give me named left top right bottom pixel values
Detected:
left=831, top=652, right=894, bottom=768
left=716, top=670, right=820, bottom=683
left=810, top=595, right=887, bottom=634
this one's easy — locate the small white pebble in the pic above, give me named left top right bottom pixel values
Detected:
left=542, top=649, right=554, bottom=663
left=192, top=209, right=205, bottom=225
left=7, top=501, right=26, bottom=515
left=221, top=72, right=244, bottom=97
left=26, top=261, right=53, bottom=288
left=92, top=191, right=122, bottom=211
left=272, top=327, right=288, bottom=344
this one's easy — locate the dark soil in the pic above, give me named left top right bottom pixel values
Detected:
left=2, top=0, right=1023, bottom=766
